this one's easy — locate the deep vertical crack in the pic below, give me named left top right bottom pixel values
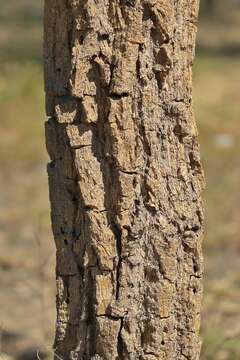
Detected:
left=111, top=222, right=123, bottom=301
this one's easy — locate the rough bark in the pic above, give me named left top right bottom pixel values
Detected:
left=44, top=1, right=204, bottom=359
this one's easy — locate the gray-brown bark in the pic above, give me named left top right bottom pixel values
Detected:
left=44, top=1, right=204, bottom=359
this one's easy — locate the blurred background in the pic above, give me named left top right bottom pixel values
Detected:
left=0, top=1, right=240, bottom=359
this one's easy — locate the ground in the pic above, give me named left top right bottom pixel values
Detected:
left=0, top=1, right=240, bottom=359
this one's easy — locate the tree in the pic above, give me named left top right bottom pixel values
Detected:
left=44, top=1, right=205, bottom=359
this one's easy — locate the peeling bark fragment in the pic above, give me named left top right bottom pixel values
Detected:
left=44, top=0, right=204, bottom=359
left=82, top=95, right=98, bottom=123
left=67, top=124, right=93, bottom=148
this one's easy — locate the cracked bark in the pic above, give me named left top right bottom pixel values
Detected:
left=44, top=1, right=204, bottom=359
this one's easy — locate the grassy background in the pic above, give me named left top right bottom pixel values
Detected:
left=0, top=1, right=240, bottom=359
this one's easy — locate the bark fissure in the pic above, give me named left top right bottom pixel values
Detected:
left=112, top=223, right=123, bottom=301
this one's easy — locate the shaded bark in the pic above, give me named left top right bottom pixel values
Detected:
left=44, top=1, right=204, bottom=359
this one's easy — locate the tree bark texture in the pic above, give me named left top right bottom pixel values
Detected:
left=44, top=1, right=204, bottom=359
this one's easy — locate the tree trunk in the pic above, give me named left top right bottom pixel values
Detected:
left=44, top=1, right=204, bottom=359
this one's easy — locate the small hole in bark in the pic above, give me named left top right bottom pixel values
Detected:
left=193, top=264, right=198, bottom=273
left=79, top=35, right=84, bottom=44
left=110, top=92, right=129, bottom=100
left=161, top=340, right=165, bottom=346
left=192, top=224, right=200, bottom=231
left=133, top=177, right=138, bottom=188
left=193, top=287, right=197, bottom=294
left=49, top=160, right=55, bottom=169
left=64, top=239, right=68, bottom=246
left=173, top=124, right=182, bottom=136
left=99, top=33, right=109, bottom=41
left=72, top=228, right=81, bottom=239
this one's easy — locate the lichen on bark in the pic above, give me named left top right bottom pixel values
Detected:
left=44, top=0, right=204, bottom=359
